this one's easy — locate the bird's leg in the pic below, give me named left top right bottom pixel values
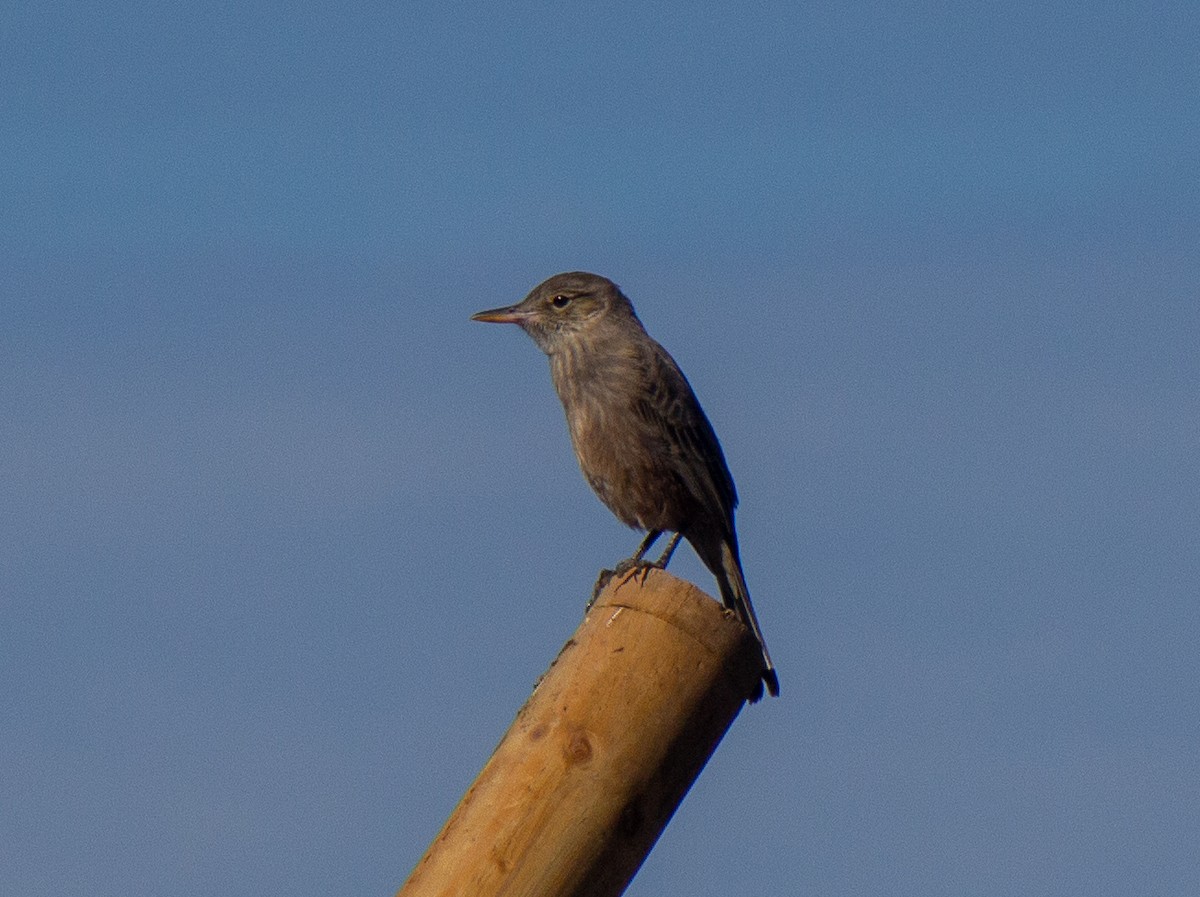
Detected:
left=612, top=529, right=662, bottom=578
left=652, top=532, right=682, bottom=569
left=626, top=529, right=663, bottom=566
left=588, top=530, right=663, bottom=608
left=626, top=531, right=681, bottom=587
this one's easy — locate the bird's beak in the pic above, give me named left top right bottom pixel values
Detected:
left=471, top=304, right=528, bottom=324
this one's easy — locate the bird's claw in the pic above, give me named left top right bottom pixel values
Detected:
left=587, top=557, right=660, bottom=611
left=613, top=557, right=658, bottom=586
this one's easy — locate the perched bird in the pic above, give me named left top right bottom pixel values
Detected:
left=472, top=272, right=779, bottom=700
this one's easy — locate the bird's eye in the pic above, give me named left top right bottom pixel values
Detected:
left=550, top=294, right=571, bottom=309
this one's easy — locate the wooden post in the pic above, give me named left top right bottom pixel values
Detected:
left=397, top=567, right=765, bottom=897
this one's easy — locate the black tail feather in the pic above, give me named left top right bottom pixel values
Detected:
left=715, top=540, right=779, bottom=699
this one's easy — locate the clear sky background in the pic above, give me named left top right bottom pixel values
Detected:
left=3, top=2, right=1198, bottom=895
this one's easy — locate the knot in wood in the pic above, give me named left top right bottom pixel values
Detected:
left=563, top=729, right=593, bottom=764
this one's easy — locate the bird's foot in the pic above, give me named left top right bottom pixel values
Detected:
left=613, top=556, right=659, bottom=587
left=587, top=556, right=662, bottom=610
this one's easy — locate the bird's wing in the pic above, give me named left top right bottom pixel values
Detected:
left=634, top=342, right=739, bottom=520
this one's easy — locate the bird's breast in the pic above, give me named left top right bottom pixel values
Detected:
left=557, top=389, right=679, bottom=531
left=548, top=342, right=692, bottom=531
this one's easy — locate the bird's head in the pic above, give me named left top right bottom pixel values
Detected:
left=471, top=272, right=637, bottom=355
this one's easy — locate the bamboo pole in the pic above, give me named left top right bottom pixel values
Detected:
left=397, top=567, right=765, bottom=897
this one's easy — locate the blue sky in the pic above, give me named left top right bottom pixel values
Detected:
left=3, top=2, right=1198, bottom=895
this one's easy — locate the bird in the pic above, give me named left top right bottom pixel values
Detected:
left=471, top=272, right=779, bottom=700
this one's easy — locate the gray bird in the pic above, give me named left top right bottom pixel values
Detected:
left=472, top=272, right=779, bottom=700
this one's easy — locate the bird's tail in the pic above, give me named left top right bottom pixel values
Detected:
left=715, top=540, right=780, bottom=700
